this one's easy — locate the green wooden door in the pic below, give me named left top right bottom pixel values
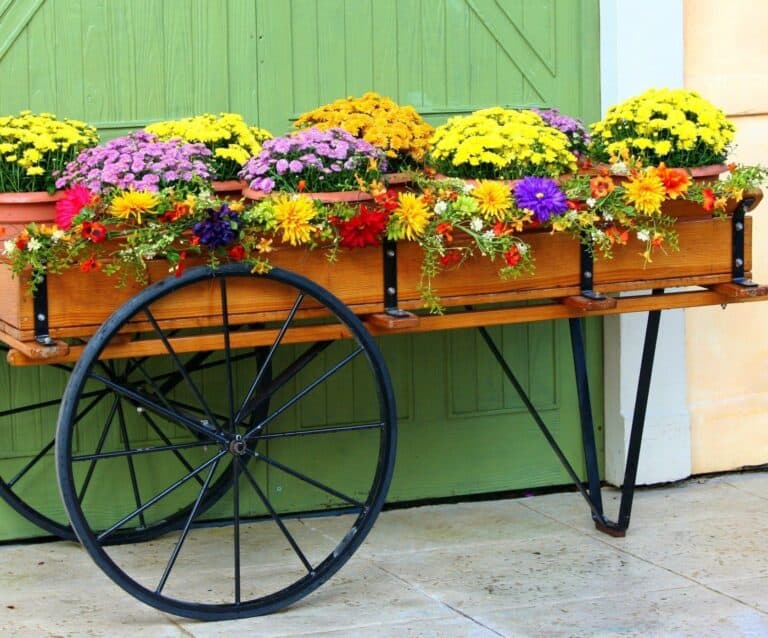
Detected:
left=0, top=0, right=601, bottom=540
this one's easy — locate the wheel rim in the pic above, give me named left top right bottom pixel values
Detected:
left=56, top=265, right=397, bottom=620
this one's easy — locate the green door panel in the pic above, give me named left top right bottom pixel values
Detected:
left=0, top=0, right=601, bottom=540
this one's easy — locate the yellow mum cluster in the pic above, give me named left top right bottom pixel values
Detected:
left=0, top=111, right=98, bottom=192
left=294, top=92, right=434, bottom=170
left=427, top=107, right=577, bottom=180
left=589, top=88, right=735, bottom=167
left=145, top=113, right=271, bottom=180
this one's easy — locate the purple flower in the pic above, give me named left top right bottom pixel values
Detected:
left=531, top=108, right=590, bottom=154
left=288, top=159, right=304, bottom=173
left=57, top=131, right=211, bottom=192
left=513, top=177, right=569, bottom=223
left=192, top=204, right=241, bottom=248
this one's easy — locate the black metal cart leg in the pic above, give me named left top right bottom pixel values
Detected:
left=568, top=318, right=604, bottom=518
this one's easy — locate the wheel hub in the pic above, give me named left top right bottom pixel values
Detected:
left=228, top=435, right=249, bottom=456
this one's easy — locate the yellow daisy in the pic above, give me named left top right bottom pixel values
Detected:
left=623, top=171, right=666, bottom=215
left=109, top=189, right=160, bottom=224
left=272, top=194, right=316, bottom=245
left=393, top=193, right=432, bottom=240
left=471, top=180, right=512, bottom=220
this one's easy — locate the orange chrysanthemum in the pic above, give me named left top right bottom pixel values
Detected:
left=589, top=175, right=615, bottom=199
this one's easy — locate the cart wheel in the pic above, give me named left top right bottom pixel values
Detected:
left=0, top=347, right=269, bottom=543
left=56, top=264, right=397, bottom=620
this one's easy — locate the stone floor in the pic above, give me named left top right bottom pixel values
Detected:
left=1, top=471, right=767, bottom=637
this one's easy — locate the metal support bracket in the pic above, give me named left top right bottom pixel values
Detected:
left=32, top=275, right=55, bottom=346
left=731, top=196, right=759, bottom=287
left=382, top=239, right=411, bottom=318
left=579, top=243, right=607, bottom=300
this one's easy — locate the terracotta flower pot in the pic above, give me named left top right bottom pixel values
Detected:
left=0, top=191, right=64, bottom=240
left=211, top=179, right=247, bottom=200
left=242, top=186, right=373, bottom=203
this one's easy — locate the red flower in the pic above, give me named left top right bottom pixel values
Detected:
left=79, top=256, right=101, bottom=272
left=15, top=234, right=28, bottom=251
left=338, top=205, right=389, bottom=248
left=374, top=189, right=399, bottom=213
left=702, top=188, right=716, bottom=212
left=228, top=244, right=246, bottom=261
left=297, top=179, right=307, bottom=193
left=436, top=222, right=454, bottom=243
left=439, top=251, right=461, bottom=267
left=56, top=185, right=98, bottom=230
left=174, top=251, right=188, bottom=277
left=504, top=246, right=521, bottom=267
left=81, top=221, right=107, bottom=243
left=159, top=201, right=190, bottom=223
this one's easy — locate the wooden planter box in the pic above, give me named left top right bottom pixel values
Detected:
left=0, top=202, right=764, bottom=364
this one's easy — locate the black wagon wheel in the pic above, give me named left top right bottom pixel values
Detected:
left=55, top=264, right=397, bottom=620
left=0, top=344, right=269, bottom=543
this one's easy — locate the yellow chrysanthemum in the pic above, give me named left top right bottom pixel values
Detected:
left=393, top=193, right=432, bottom=240
left=623, top=172, right=666, bottom=215
left=471, top=180, right=512, bottom=220
left=272, top=194, right=316, bottom=246
left=109, top=189, right=160, bottom=224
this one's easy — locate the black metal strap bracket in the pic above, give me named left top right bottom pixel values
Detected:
left=32, top=274, right=55, bottom=346
left=579, top=243, right=607, bottom=300
left=382, top=240, right=411, bottom=318
left=731, top=196, right=758, bottom=287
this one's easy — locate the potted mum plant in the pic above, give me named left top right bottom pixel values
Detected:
left=293, top=92, right=433, bottom=181
left=426, top=107, right=578, bottom=181
left=0, top=111, right=99, bottom=238
left=145, top=113, right=272, bottom=196
left=239, top=126, right=386, bottom=202
left=588, top=88, right=736, bottom=178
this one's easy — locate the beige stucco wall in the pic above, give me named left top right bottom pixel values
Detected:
left=684, top=0, right=768, bottom=472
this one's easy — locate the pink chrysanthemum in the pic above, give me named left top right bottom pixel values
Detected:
left=56, top=185, right=98, bottom=229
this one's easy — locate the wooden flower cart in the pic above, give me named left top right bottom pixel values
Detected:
left=0, top=191, right=766, bottom=620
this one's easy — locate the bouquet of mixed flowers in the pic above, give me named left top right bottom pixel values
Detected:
left=0, top=111, right=99, bottom=193
left=239, top=127, right=386, bottom=194
left=293, top=92, right=433, bottom=172
left=144, top=113, right=272, bottom=181
left=588, top=88, right=736, bottom=169
left=427, top=107, right=578, bottom=180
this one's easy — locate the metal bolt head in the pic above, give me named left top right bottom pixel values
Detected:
left=735, top=258, right=744, bottom=267
left=735, top=222, right=744, bottom=231
left=386, top=249, right=396, bottom=258
left=584, top=271, right=593, bottom=279
left=386, top=286, right=396, bottom=295
left=36, top=313, right=46, bottom=322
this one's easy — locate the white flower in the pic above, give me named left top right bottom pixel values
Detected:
left=518, top=243, right=529, bottom=255
left=586, top=197, right=596, bottom=208
left=2, top=239, right=15, bottom=255
left=603, top=212, right=614, bottom=222
left=434, top=200, right=448, bottom=215
left=611, top=161, right=629, bottom=176
left=27, top=237, right=42, bottom=252
left=636, top=230, right=650, bottom=242
left=469, top=217, right=483, bottom=232
left=51, top=229, right=65, bottom=243
left=462, top=182, right=475, bottom=193
left=482, top=230, right=495, bottom=240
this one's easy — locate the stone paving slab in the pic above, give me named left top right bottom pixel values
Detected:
left=0, top=472, right=766, bottom=637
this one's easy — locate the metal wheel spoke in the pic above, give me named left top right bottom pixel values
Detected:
left=234, top=292, right=305, bottom=425
left=116, top=399, right=146, bottom=529
left=249, top=421, right=384, bottom=442
left=247, top=449, right=364, bottom=508
left=136, top=410, right=208, bottom=487
left=237, top=341, right=332, bottom=430
left=241, top=463, right=314, bottom=574
left=72, top=440, right=212, bottom=463
left=220, top=278, right=237, bottom=431
left=87, top=371, right=226, bottom=445
left=78, top=397, right=121, bottom=503
left=143, top=307, right=221, bottom=432
left=156, top=457, right=221, bottom=594
left=244, top=346, right=364, bottom=439
left=0, top=388, right=105, bottom=419
left=96, top=450, right=228, bottom=542
left=233, top=456, right=242, bottom=604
